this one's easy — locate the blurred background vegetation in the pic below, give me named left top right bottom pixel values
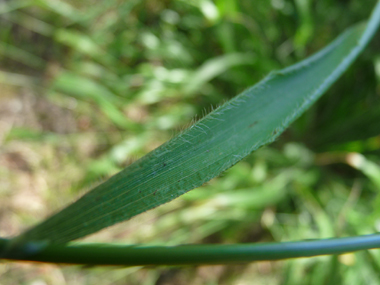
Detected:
left=0, top=0, right=380, bottom=284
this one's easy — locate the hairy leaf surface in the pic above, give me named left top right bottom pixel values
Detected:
left=5, top=2, right=380, bottom=256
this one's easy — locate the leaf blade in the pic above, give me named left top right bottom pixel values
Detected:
left=7, top=2, right=380, bottom=251
left=3, top=234, right=380, bottom=265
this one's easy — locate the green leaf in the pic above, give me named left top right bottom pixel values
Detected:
left=2, top=234, right=380, bottom=265
left=4, top=1, right=380, bottom=258
left=0, top=42, right=46, bottom=68
left=183, top=52, right=256, bottom=94
left=53, top=72, right=138, bottom=130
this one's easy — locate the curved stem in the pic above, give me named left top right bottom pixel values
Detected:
left=1, top=234, right=380, bottom=266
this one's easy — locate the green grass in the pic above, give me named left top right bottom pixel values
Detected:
left=0, top=0, right=380, bottom=284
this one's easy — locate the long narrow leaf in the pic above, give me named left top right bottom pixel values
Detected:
left=2, top=234, right=380, bottom=265
left=3, top=1, right=380, bottom=258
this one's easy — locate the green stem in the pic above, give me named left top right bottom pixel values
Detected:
left=1, top=234, right=380, bottom=266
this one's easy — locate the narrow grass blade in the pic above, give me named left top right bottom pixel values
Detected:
left=5, top=11, right=54, bottom=36
left=0, top=70, right=38, bottom=87
left=54, top=29, right=116, bottom=66
left=53, top=72, right=138, bottom=130
left=346, top=153, right=380, bottom=189
left=3, top=2, right=380, bottom=257
left=184, top=53, right=256, bottom=94
left=0, top=0, right=32, bottom=15
left=0, top=42, right=46, bottom=68
left=3, top=234, right=380, bottom=266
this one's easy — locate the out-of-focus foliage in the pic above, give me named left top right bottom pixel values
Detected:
left=0, top=0, right=379, bottom=284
